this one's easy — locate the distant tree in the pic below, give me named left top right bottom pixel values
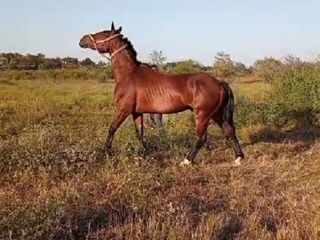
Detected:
left=80, top=58, right=95, bottom=66
left=163, top=62, right=177, bottom=72
left=212, top=51, right=236, bottom=78
left=283, top=55, right=309, bottom=70
left=104, top=63, right=113, bottom=79
left=0, top=53, right=22, bottom=64
left=150, top=50, right=167, bottom=68
left=39, top=58, right=61, bottom=70
left=23, top=54, right=44, bottom=69
left=253, top=57, right=282, bottom=82
left=96, top=63, right=114, bottom=83
left=234, top=62, right=250, bottom=75
left=97, top=61, right=107, bottom=66
left=0, top=56, right=8, bottom=66
left=7, top=54, right=39, bottom=70
left=165, top=60, right=203, bottom=73
left=61, top=57, right=78, bottom=67
left=315, top=54, right=320, bottom=70
left=37, top=53, right=45, bottom=59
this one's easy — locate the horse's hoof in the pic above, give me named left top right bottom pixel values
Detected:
left=180, top=158, right=192, bottom=166
left=105, top=148, right=114, bottom=158
left=234, top=157, right=243, bottom=166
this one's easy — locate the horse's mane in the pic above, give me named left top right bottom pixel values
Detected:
left=121, top=37, right=141, bottom=65
left=119, top=35, right=159, bottom=69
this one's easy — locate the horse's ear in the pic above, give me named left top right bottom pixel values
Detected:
left=116, top=26, right=122, bottom=33
left=111, top=22, right=115, bottom=31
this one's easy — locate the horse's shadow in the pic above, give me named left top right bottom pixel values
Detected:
left=53, top=201, right=137, bottom=240
left=248, top=126, right=320, bottom=144
left=138, top=127, right=195, bottom=158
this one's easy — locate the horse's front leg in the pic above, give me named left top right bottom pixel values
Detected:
left=133, top=113, right=145, bottom=147
left=105, top=109, right=130, bottom=155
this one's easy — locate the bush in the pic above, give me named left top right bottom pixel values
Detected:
left=0, top=67, right=114, bottom=82
left=39, top=59, right=61, bottom=70
left=165, top=60, right=204, bottom=74
left=253, top=58, right=282, bottom=82
left=272, top=60, right=320, bottom=126
left=212, top=52, right=249, bottom=79
left=236, top=58, right=320, bottom=128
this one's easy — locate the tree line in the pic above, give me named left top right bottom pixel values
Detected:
left=1, top=51, right=320, bottom=82
left=0, top=53, right=97, bottom=70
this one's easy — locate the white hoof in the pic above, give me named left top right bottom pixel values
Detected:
left=180, top=158, right=192, bottom=166
left=234, top=157, right=242, bottom=166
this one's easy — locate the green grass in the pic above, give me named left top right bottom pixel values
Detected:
left=1, top=78, right=320, bottom=239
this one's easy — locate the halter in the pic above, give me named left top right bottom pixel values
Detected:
left=88, top=33, right=127, bottom=61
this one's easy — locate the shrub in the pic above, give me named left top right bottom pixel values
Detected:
left=212, top=52, right=249, bottom=79
left=0, top=67, right=114, bottom=82
left=253, top=58, right=282, bottom=83
left=236, top=58, right=320, bottom=128
left=165, top=60, right=204, bottom=74
left=272, top=60, right=320, bottom=126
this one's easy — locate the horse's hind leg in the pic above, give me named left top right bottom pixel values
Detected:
left=181, top=112, right=210, bottom=165
left=215, top=117, right=244, bottom=165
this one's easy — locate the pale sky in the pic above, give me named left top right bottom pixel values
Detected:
left=0, top=0, right=320, bottom=66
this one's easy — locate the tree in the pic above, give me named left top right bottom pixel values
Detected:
left=165, top=60, right=203, bottom=74
left=234, top=62, right=250, bottom=75
left=150, top=50, right=167, bottom=68
left=96, top=63, right=114, bottom=83
left=0, top=56, right=8, bottom=66
left=39, top=58, right=61, bottom=70
left=61, top=57, right=78, bottom=67
left=23, top=54, right=44, bottom=69
left=212, top=51, right=236, bottom=78
left=97, top=61, right=107, bottom=66
left=253, top=57, right=282, bottom=82
left=80, top=58, right=95, bottom=66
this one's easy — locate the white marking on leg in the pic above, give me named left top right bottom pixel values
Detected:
left=180, top=158, right=191, bottom=166
left=234, top=157, right=242, bottom=166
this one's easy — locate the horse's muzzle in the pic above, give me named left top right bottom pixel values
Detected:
left=79, top=38, right=87, bottom=48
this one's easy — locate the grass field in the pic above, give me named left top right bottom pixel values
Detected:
left=1, top=77, right=320, bottom=240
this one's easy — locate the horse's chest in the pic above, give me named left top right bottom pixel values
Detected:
left=114, top=83, right=135, bottom=108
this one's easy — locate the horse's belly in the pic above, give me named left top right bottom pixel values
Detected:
left=136, top=95, right=188, bottom=114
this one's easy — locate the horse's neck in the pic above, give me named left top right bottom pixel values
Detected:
left=111, top=50, right=137, bottom=83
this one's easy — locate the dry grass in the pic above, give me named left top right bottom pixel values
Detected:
left=1, top=78, right=320, bottom=240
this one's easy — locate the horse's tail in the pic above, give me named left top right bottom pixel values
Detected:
left=222, top=82, right=234, bottom=125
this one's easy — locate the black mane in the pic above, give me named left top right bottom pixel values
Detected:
left=121, top=37, right=141, bottom=64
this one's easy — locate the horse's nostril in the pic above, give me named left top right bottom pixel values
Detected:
left=79, top=39, right=86, bottom=48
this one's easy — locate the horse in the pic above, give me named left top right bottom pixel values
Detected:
left=79, top=22, right=244, bottom=165
left=140, top=63, right=163, bottom=128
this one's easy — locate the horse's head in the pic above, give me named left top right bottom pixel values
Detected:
left=79, top=22, right=122, bottom=54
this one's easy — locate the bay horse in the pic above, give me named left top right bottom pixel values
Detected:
left=140, top=63, right=163, bottom=128
left=79, top=22, right=244, bottom=165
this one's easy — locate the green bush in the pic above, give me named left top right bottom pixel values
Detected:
left=212, top=51, right=250, bottom=79
left=165, top=60, right=205, bottom=74
left=253, top=58, right=282, bottom=82
left=236, top=59, right=320, bottom=128
left=272, top=61, right=320, bottom=126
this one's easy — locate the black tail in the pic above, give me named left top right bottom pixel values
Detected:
left=222, top=82, right=234, bottom=125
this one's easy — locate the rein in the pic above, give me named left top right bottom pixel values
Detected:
left=88, top=34, right=127, bottom=61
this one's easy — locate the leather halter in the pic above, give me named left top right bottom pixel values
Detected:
left=88, top=33, right=127, bottom=61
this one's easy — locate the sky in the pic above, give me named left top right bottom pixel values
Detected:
left=0, top=0, right=320, bottom=66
